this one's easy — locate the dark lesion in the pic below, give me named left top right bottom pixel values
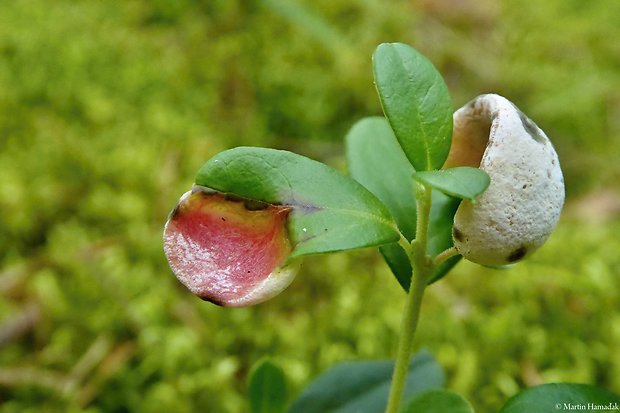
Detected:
left=507, top=246, right=527, bottom=262
left=452, top=226, right=464, bottom=242
left=186, top=185, right=272, bottom=212
left=242, top=199, right=270, bottom=211
left=511, top=104, right=545, bottom=143
left=221, top=192, right=270, bottom=211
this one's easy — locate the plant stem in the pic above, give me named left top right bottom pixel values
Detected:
left=413, top=184, right=432, bottom=249
left=384, top=266, right=427, bottom=413
left=384, top=184, right=433, bottom=413
left=433, top=246, right=460, bottom=267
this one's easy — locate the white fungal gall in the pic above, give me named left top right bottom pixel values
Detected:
left=163, top=187, right=299, bottom=307
left=445, top=94, right=565, bottom=266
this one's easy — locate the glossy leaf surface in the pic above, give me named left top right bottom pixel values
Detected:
left=345, top=118, right=461, bottom=289
left=499, top=383, right=620, bottom=413
left=413, top=167, right=490, bottom=202
left=249, top=359, right=288, bottom=413
left=403, top=389, right=474, bottom=413
left=345, top=117, right=416, bottom=240
left=373, top=43, right=452, bottom=171
left=287, top=350, right=443, bottom=413
left=195, top=147, right=400, bottom=258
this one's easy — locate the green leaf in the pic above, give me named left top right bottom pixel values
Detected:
left=382, top=191, right=462, bottom=289
left=287, top=350, right=443, bottom=413
left=345, top=117, right=416, bottom=240
left=402, top=389, right=474, bottom=413
left=427, top=191, right=462, bottom=283
left=499, top=383, right=620, bottom=413
left=249, top=359, right=288, bottom=413
left=378, top=243, right=413, bottom=290
left=373, top=42, right=452, bottom=171
left=412, top=167, right=490, bottom=202
left=345, top=118, right=460, bottom=289
left=195, top=147, right=400, bottom=258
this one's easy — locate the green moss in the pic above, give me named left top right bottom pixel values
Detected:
left=1, top=0, right=619, bottom=411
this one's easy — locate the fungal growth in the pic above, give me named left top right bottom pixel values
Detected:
left=445, top=94, right=565, bottom=266
left=163, top=186, right=299, bottom=307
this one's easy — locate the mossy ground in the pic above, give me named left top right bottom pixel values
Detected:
left=1, top=1, right=619, bottom=412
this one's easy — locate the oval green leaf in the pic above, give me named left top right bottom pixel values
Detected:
left=499, top=383, right=620, bottom=413
left=378, top=243, right=413, bottom=291
left=345, top=118, right=461, bottom=289
left=412, top=167, right=490, bottom=202
left=373, top=43, right=452, bottom=171
left=195, top=147, right=400, bottom=258
left=377, top=192, right=462, bottom=289
left=403, top=389, right=474, bottom=413
left=287, top=350, right=444, bottom=413
left=249, top=359, right=288, bottom=413
left=346, top=117, right=417, bottom=240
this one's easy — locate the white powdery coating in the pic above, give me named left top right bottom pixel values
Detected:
left=225, top=260, right=301, bottom=307
left=164, top=228, right=238, bottom=297
left=163, top=189, right=299, bottom=307
left=451, top=94, right=565, bottom=266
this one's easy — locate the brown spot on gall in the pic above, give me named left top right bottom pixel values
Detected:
left=453, top=226, right=464, bottom=242
left=243, top=199, right=269, bottom=211
left=507, top=246, right=527, bottom=262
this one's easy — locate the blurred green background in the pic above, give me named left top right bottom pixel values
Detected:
left=1, top=0, right=619, bottom=412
